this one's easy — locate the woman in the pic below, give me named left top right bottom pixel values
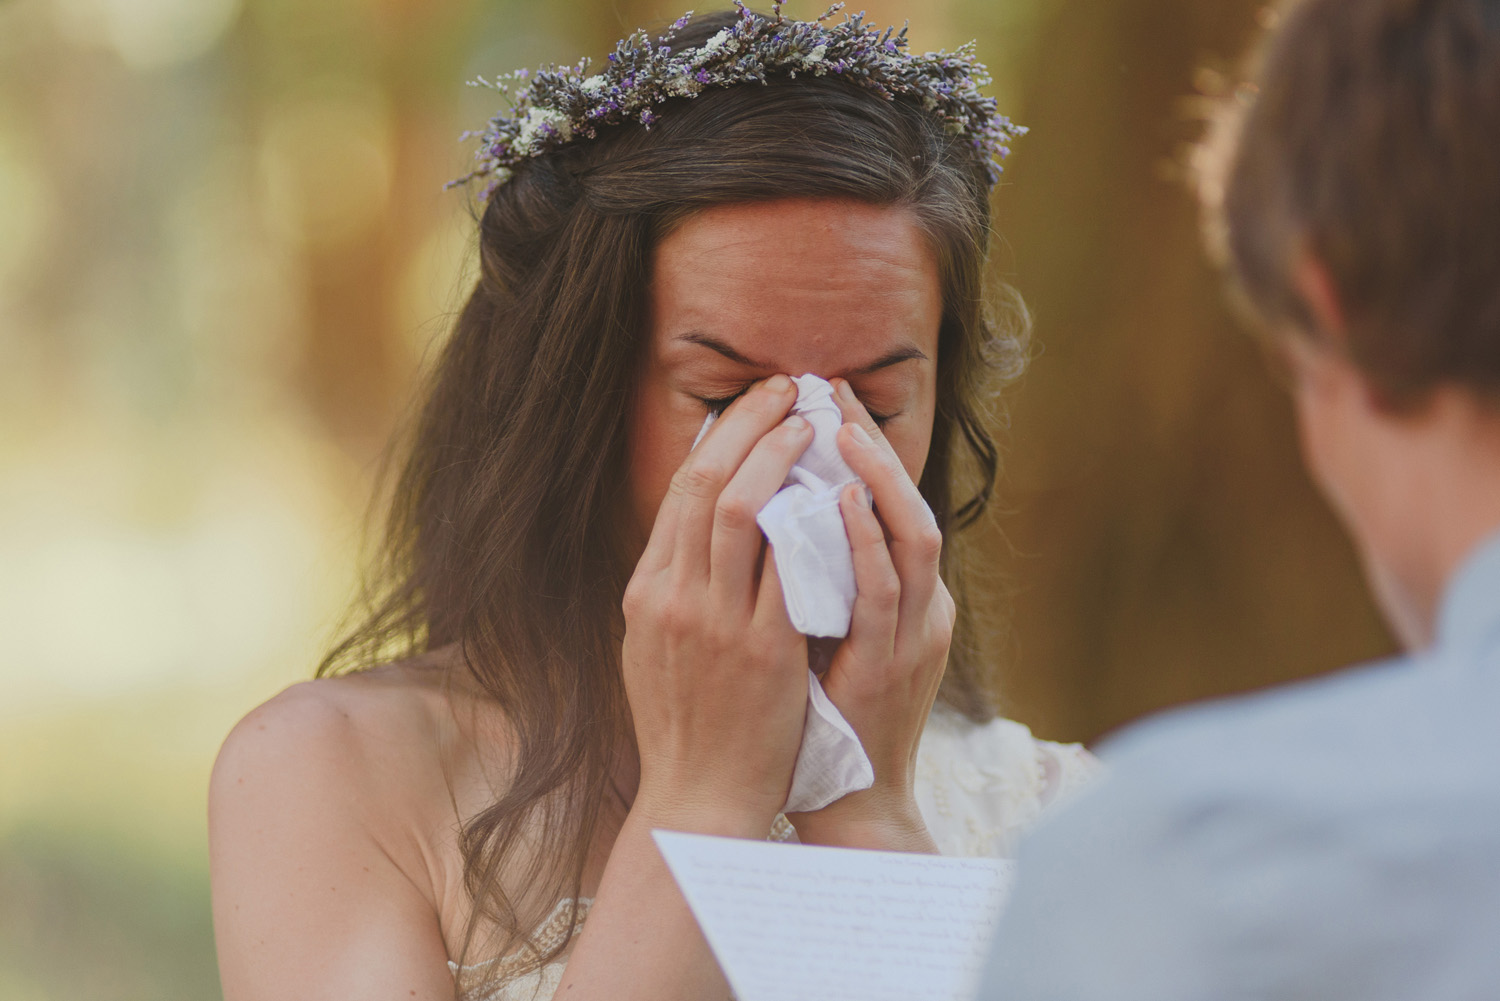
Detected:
left=208, top=6, right=1097, bottom=1000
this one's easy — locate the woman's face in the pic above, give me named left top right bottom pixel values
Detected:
left=625, top=197, right=943, bottom=559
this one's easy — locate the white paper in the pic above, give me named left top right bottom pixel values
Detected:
left=653, top=830, right=1015, bottom=1001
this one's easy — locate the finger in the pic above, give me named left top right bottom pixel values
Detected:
left=828, top=376, right=884, bottom=441
left=828, top=378, right=942, bottom=618
left=836, top=418, right=944, bottom=619
left=828, top=376, right=914, bottom=536
left=665, top=374, right=797, bottom=584
left=635, top=446, right=695, bottom=576
left=839, top=481, right=900, bottom=660
left=635, top=411, right=720, bottom=577
left=750, top=542, right=798, bottom=640
left=708, top=414, right=814, bottom=610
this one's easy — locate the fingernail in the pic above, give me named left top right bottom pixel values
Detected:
left=784, top=415, right=809, bottom=431
left=835, top=379, right=855, bottom=402
left=853, top=485, right=871, bottom=509
left=848, top=423, right=873, bottom=446
left=767, top=374, right=793, bottom=394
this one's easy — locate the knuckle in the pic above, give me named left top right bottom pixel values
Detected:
left=941, top=588, right=958, bottom=629
left=622, top=578, right=649, bottom=618
left=924, top=590, right=957, bottom=644
left=926, top=631, right=954, bottom=667
left=677, top=460, right=728, bottom=500
left=714, top=493, right=757, bottom=532
left=706, top=620, right=742, bottom=654
left=914, top=524, right=945, bottom=561
left=869, top=571, right=901, bottom=608
left=656, top=594, right=696, bottom=637
left=930, top=600, right=956, bottom=640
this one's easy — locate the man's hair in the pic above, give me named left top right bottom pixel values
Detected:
left=1200, top=0, right=1500, bottom=402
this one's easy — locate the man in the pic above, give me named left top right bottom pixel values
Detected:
left=980, top=0, right=1500, bottom=997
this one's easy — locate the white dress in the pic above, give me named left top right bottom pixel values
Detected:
left=449, top=706, right=1100, bottom=1000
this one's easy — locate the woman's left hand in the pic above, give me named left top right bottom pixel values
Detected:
left=785, top=377, right=953, bottom=853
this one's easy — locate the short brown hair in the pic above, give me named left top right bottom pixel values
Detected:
left=1200, top=0, right=1500, bottom=401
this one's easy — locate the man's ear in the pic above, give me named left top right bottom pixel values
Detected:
left=1291, top=253, right=1398, bottom=413
left=1292, top=253, right=1347, bottom=342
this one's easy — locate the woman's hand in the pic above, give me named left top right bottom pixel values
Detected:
left=787, top=377, right=953, bottom=852
left=621, top=373, right=815, bottom=836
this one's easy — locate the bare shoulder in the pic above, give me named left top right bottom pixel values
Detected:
left=209, top=661, right=487, bottom=1000
left=212, top=666, right=448, bottom=808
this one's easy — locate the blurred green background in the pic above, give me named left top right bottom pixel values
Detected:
left=0, top=0, right=1393, bottom=997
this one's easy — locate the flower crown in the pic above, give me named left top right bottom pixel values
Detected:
left=452, top=1, right=1025, bottom=196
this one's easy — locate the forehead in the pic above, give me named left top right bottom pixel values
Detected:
left=649, top=198, right=941, bottom=372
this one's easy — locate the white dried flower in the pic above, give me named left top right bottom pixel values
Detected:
left=699, top=28, right=733, bottom=57
left=516, top=107, right=573, bottom=152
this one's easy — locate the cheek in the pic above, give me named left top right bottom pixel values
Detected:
left=886, top=389, right=937, bottom=486
left=884, top=425, right=933, bottom=489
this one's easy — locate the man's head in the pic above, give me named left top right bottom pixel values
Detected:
left=1199, top=0, right=1500, bottom=647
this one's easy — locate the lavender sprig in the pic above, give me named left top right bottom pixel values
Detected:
left=451, top=1, right=1025, bottom=196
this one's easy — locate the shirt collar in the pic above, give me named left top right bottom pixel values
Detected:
left=1436, top=529, right=1500, bottom=657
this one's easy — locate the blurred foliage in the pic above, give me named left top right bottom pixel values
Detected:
left=0, top=0, right=1393, bottom=996
left=0, top=823, right=217, bottom=1001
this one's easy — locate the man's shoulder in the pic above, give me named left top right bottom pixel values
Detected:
left=1099, top=654, right=1415, bottom=786
left=1036, top=650, right=1500, bottom=860
left=989, top=654, right=1500, bottom=1001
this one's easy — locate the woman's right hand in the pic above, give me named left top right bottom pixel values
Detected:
left=621, top=373, right=814, bottom=834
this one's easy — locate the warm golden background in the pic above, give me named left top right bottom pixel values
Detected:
left=0, top=0, right=1393, bottom=997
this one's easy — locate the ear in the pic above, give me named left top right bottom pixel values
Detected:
left=1291, top=252, right=1395, bottom=413
left=1292, top=252, right=1347, bottom=342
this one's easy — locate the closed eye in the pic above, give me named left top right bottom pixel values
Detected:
left=698, top=386, right=894, bottom=426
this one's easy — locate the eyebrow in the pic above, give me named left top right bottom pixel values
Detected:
left=678, top=331, right=929, bottom=376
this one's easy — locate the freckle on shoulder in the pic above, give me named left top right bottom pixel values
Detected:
left=212, top=672, right=424, bottom=802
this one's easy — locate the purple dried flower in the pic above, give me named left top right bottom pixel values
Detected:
left=452, top=3, right=1023, bottom=195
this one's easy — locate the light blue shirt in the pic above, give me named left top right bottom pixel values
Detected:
left=980, top=532, right=1500, bottom=1001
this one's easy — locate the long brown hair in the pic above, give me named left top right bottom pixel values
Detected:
left=320, top=8, right=1028, bottom=977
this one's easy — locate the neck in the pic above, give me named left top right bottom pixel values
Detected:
left=1355, top=390, right=1500, bottom=649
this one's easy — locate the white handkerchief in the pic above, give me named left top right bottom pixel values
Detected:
left=691, top=374, right=875, bottom=813
left=760, top=374, right=866, bottom=638
left=787, top=667, right=875, bottom=813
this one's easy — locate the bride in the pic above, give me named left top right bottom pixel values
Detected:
left=208, top=6, right=1097, bottom=1000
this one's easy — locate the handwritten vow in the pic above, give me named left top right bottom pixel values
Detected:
left=653, top=830, right=1015, bottom=1001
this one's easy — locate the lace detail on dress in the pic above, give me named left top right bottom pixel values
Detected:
left=450, top=711, right=1099, bottom=999
left=768, top=813, right=798, bottom=843
left=912, top=705, right=1102, bottom=858
left=451, top=817, right=796, bottom=1000
left=448, top=898, right=592, bottom=1001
